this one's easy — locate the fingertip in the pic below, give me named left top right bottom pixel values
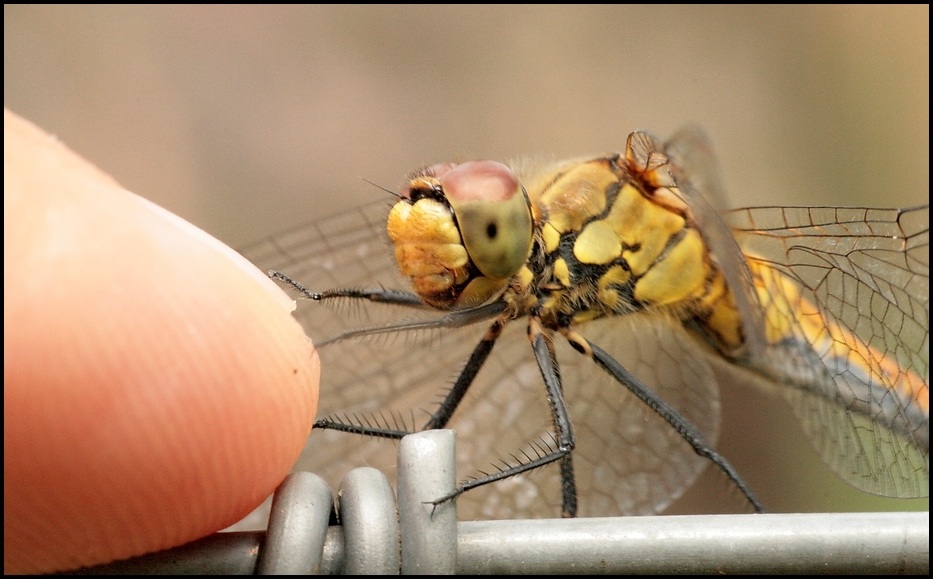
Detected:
left=4, top=109, right=320, bottom=573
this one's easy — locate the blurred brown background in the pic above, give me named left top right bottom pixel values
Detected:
left=5, top=5, right=927, bottom=515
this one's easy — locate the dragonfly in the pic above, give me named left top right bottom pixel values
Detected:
left=242, top=127, right=929, bottom=519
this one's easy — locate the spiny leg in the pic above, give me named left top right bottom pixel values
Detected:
left=271, top=270, right=507, bottom=345
left=563, top=328, right=765, bottom=513
left=423, top=319, right=503, bottom=430
left=559, top=448, right=578, bottom=518
left=269, top=270, right=425, bottom=307
left=273, top=268, right=503, bottom=438
left=313, top=318, right=505, bottom=439
left=535, top=320, right=579, bottom=518
left=432, top=317, right=579, bottom=516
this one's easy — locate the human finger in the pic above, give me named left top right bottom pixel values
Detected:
left=3, top=109, right=320, bottom=574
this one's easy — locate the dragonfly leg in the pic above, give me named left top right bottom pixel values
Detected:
left=562, top=328, right=766, bottom=513
left=313, top=413, right=412, bottom=439
left=431, top=317, right=579, bottom=516
left=268, top=270, right=425, bottom=307
left=314, top=317, right=505, bottom=440
left=423, top=320, right=503, bottom=429
left=559, top=452, right=578, bottom=518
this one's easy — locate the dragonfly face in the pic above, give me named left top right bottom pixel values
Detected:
left=245, top=128, right=929, bottom=519
left=387, top=160, right=533, bottom=308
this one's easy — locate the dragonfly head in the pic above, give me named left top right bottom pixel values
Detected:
left=388, top=161, right=533, bottom=308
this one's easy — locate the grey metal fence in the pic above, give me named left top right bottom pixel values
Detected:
left=72, top=431, right=929, bottom=575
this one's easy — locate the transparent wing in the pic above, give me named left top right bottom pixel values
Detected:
left=662, top=127, right=928, bottom=498
left=664, top=126, right=770, bottom=358
left=724, top=205, right=930, bottom=498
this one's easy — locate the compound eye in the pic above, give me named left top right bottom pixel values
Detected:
left=440, top=161, right=533, bottom=280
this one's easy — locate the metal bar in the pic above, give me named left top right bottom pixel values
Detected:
left=256, top=471, right=333, bottom=574
left=456, top=512, right=929, bottom=574
left=71, top=511, right=928, bottom=575
left=337, top=467, right=400, bottom=573
left=397, top=429, right=458, bottom=574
